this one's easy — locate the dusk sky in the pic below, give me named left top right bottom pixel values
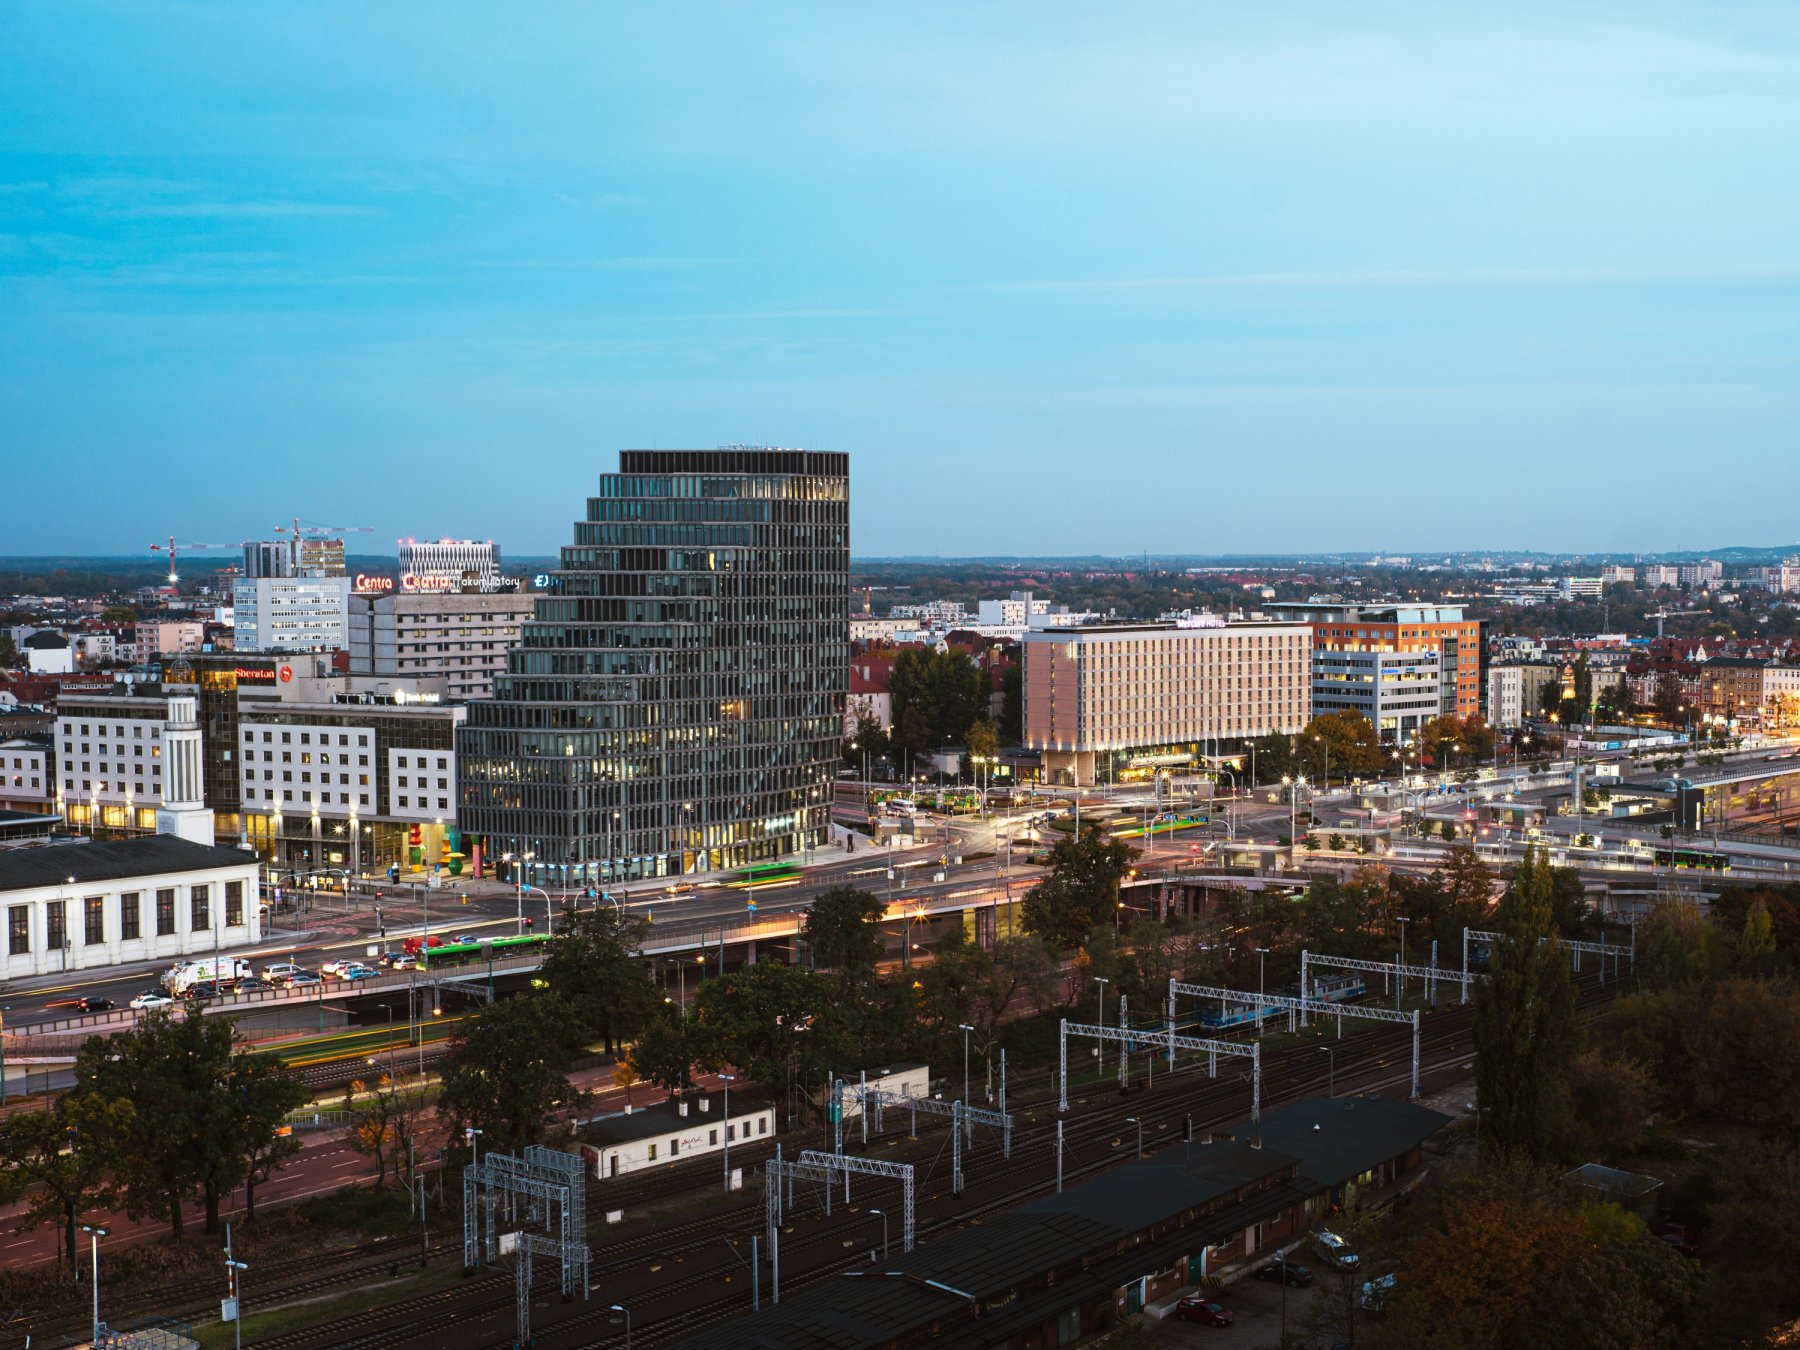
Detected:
left=4, top=2, right=1799, bottom=558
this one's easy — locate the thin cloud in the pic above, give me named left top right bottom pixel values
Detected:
left=973, top=266, right=1800, bottom=294
left=119, top=201, right=379, bottom=219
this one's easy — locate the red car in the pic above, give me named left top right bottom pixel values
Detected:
left=1175, top=1297, right=1233, bottom=1327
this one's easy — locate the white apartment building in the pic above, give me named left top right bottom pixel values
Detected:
left=1678, top=561, right=1723, bottom=589
left=1557, top=577, right=1604, bottom=600
left=1022, top=621, right=1312, bottom=785
left=0, top=836, right=261, bottom=981
left=1640, top=564, right=1681, bottom=588
left=346, top=590, right=531, bottom=702
left=1485, top=664, right=1525, bottom=730
left=1312, top=648, right=1444, bottom=743
left=0, top=736, right=53, bottom=813
left=56, top=690, right=175, bottom=831
left=232, top=575, right=352, bottom=653
left=1749, top=562, right=1800, bottom=594
left=397, top=538, right=502, bottom=589
left=1601, top=565, right=1636, bottom=586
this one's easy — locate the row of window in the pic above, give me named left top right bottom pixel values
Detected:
left=5, top=881, right=245, bottom=956
left=639, top=1113, right=769, bottom=1161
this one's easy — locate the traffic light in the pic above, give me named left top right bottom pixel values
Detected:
left=746, top=897, right=758, bottom=913
left=523, top=916, right=534, bottom=930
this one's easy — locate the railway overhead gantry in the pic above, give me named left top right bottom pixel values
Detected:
left=1059, top=1018, right=1262, bottom=1121
left=1299, top=950, right=1477, bottom=1008
left=1461, top=928, right=1634, bottom=986
left=1168, top=980, right=1424, bottom=1099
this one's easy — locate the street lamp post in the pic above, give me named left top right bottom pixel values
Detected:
left=870, top=1207, right=889, bottom=1262
left=720, top=1073, right=736, bottom=1193
left=609, top=1303, right=632, bottom=1350
left=1254, top=948, right=1270, bottom=1038
left=1093, top=977, right=1110, bottom=1077
left=1124, top=1115, right=1143, bottom=1158
left=224, top=1255, right=248, bottom=1350
left=1396, top=916, right=1412, bottom=1009
left=1320, top=1045, right=1336, bottom=1098
left=958, top=1023, right=974, bottom=1137
left=80, top=1223, right=108, bottom=1347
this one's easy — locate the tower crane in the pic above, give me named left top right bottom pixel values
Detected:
left=148, top=538, right=234, bottom=587
left=1647, top=608, right=1707, bottom=639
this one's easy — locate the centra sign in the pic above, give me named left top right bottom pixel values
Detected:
left=354, top=573, right=395, bottom=594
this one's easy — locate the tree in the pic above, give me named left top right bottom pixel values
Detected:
left=1700, top=1138, right=1800, bottom=1339
left=1299, top=711, right=1385, bottom=780
left=1547, top=868, right=1596, bottom=939
left=689, top=962, right=837, bottom=1103
left=1639, top=895, right=1728, bottom=988
left=612, top=1047, right=641, bottom=1107
left=631, top=1008, right=697, bottom=1095
left=229, top=1051, right=307, bottom=1221
left=1472, top=848, right=1578, bottom=1164
left=345, top=1074, right=424, bottom=1193
left=990, top=934, right=1060, bottom=1020
left=1737, top=897, right=1777, bottom=976
left=1652, top=671, right=1686, bottom=728
left=1373, top=1183, right=1701, bottom=1350
left=998, top=662, right=1022, bottom=743
left=73, top=1008, right=273, bottom=1237
left=1246, top=732, right=1300, bottom=785
left=889, top=646, right=985, bottom=758
left=1559, top=1050, right=1653, bottom=1162
left=437, top=992, right=586, bottom=1159
left=0, top=632, right=20, bottom=670
left=535, top=908, right=661, bottom=1053
left=0, top=1093, right=133, bottom=1275
left=842, top=708, right=888, bottom=767
left=1019, top=826, right=1135, bottom=949
left=801, top=886, right=887, bottom=977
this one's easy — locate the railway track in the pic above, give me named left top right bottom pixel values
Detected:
left=250, top=975, right=1621, bottom=1350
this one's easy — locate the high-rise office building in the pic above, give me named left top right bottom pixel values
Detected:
left=398, top=538, right=502, bottom=590
left=458, top=448, right=850, bottom=887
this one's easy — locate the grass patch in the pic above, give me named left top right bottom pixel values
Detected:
left=190, top=1259, right=472, bottom=1349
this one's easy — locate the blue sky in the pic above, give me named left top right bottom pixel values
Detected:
left=4, top=2, right=1799, bottom=558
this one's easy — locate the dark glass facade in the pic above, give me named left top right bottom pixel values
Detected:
left=458, top=448, right=850, bottom=886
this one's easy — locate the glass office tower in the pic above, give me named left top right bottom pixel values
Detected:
left=458, top=448, right=850, bottom=887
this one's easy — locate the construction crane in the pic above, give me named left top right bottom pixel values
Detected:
left=1647, top=608, right=1707, bottom=639
left=149, top=538, right=235, bottom=587
left=274, top=518, right=373, bottom=541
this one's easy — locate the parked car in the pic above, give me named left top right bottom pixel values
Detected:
left=1359, top=1273, right=1397, bottom=1312
left=76, top=996, right=116, bottom=1012
left=375, top=950, right=413, bottom=968
left=1174, top=1297, right=1233, bottom=1327
left=1312, top=1229, right=1360, bottom=1270
left=130, top=990, right=173, bottom=1009
left=1256, top=1258, right=1314, bottom=1287
left=1656, top=1223, right=1698, bottom=1258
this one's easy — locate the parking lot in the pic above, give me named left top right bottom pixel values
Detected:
left=1149, top=1265, right=1352, bottom=1350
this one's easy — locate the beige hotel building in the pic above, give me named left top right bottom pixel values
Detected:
left=1022, top=622, right=1313, bottom=785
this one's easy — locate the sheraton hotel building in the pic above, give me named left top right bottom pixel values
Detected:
left=457, top=449, right=850, bottom=888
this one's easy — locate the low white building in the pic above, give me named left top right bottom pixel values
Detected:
left=837, top=1061, right=932, bottom=1120
left=0, top=835, right=262, bottom=979
left=579, top=1087, right=774, bottom=1180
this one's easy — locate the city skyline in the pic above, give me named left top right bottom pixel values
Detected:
left=6, top=3, right=1800, bottom=555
